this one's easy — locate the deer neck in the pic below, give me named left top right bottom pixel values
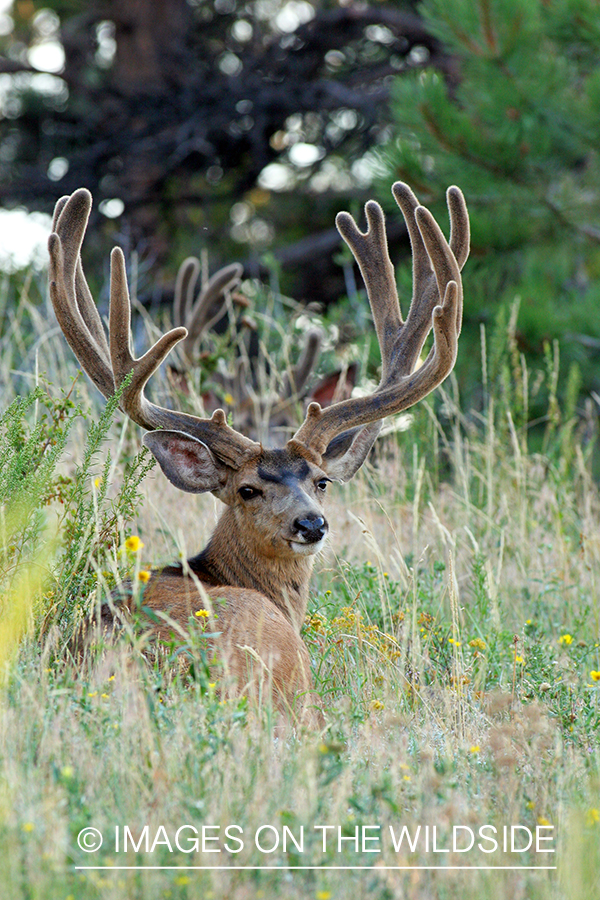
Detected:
left=192, top=507, right=314, bottom=633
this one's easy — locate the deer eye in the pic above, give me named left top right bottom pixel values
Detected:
left=316, top=479, right=329, bottom=493
left=238, top=485, right=263, bottom=501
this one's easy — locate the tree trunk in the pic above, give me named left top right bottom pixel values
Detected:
left=108, top=0, right=191, bottom=94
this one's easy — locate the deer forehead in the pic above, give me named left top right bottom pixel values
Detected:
left=237, top=449, right=326, bottom=490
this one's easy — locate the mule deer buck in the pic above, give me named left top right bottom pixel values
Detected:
left=48, top=182, right=469, bottom=722
left=171, top=255, right=357, bottom=446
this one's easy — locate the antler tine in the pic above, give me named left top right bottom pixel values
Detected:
left=392, top=183, right=469, bottom=372
left=51, top=191, right=115, bottom=368
left=50, top=190, right=261, bottom=469
left=230, top=355, right=251, bottom=406
left=281, top=328, right=322, bottom=401
left=49, top=189, right=115, bottom=399
left=173, top=257, right=200, bottom=329
left=335, top=200, right=402, bottom=384
left=108, top=246, right=189, bottom=427
left=290, top=184, right=466, bottom=459
left=180, top=261, right=243, bottom=362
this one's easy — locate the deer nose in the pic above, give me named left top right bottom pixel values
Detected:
left=294, top=514, right=327, bottom=543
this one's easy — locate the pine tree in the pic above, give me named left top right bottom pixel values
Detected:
left=378, top=0, right=600, bottom=402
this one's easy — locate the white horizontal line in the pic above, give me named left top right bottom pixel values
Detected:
left=75, top=865, right=557, bottom=871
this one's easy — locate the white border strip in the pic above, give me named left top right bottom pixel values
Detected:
left=75, top=865, right=557, bottom=871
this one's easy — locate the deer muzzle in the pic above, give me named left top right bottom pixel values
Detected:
left=292, top=514, right=328, bottom=545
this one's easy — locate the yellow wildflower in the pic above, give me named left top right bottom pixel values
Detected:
left=585, top=808, right=600, bottom=825
left=558, top=634, right=573, bottom=646
left=469, top=745, right=480, bottom=754
left=370, top=699, right=385, bottom=711
left=22, top=823, right=34, bottom=833
left=137, top=570, right=150, bottom=583
left=316, top=892, right=332, bottom=900
left=125, top=535, right=144, bottom=553
left=87, top=691, right=97, bottom=698
left=469, top=638, right=486, bottom=651
left=590, top=671, right=600, bottom=682
left=195, top=609, right=209, bottom=618
left=515, top=655, right=524, bottom=664
left=537, top=816, right=551, bottom=827
left=223, top=393, right=234, bottom=405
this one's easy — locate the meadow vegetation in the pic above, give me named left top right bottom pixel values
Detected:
left=0, top=277, right=599, bottom=900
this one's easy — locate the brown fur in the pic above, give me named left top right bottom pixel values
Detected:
left=121, top=577, right=316, bottom=718
left=105, top=447, right=329, bottom=726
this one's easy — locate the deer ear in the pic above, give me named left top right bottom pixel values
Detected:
left=143, top=431, right=228, bottom=494
left=321, top=422, right=381, bottom=482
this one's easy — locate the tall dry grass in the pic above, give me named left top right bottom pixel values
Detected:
left=0, top=276, right=598, bottom=899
